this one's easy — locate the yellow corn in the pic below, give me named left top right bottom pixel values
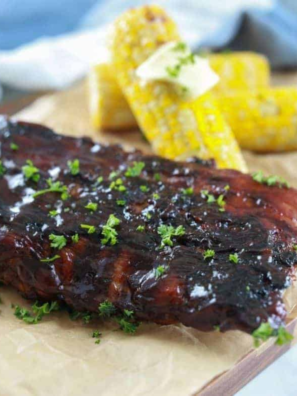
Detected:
left=88, top=63, right=137, bottom=130
left=208, top=52, right=270, bottom=95
left=217, top=87, right=297, bottom=152
left=89, top=58, right=296, bottom=153
left=109, top=5, right=246, bottom=171
left=88, top=51, right=270, bottom=131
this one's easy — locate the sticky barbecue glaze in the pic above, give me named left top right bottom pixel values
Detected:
left=0, top=117, right=297, bottom=333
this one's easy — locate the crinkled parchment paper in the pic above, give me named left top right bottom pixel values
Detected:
left=0, top=81, right=296, bottom=396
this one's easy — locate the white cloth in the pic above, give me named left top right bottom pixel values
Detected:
left=0, top=28, right=108, bottom=91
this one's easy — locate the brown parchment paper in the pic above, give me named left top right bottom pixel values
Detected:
left=0, top=80, right=296, bottom=396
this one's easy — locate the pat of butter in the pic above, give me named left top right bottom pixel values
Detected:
left=136, top=42, right=219, bottom=99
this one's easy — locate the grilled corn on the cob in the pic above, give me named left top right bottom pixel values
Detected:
left=217, top=87, right=297, bottom=152
left=88, top=59, right=296, bottom=153
left=88, top=51, right=270, bottom=131
left=208, top=52, right=270, bottom=95
left=109, top=5, right=246, bottom=171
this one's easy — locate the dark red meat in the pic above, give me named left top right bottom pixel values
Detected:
left=0, top=117, right=297, bottom=333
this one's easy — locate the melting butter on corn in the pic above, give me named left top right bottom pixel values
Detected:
left=136, top=42, right=219, bottom=99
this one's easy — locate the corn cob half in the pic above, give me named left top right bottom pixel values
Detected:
left=217, top=87, right=297, bottom=152
left=208, top=52, right=270, bottom=95
left=109, top=5, right=246, bottom=171
left=88, top=63, right=137, bottom=130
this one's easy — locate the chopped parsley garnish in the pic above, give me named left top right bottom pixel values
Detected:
left=252, top=322, right=274, bottom=346
left=152, top=193, right=160, bottom=200
left=68, top=310, right=94, bottom=323
left=72, top=234, right=79, bottom=243
left=116, top=199, right=126, bottom=206
left=80, top=224, right=96, bottom=234
left=203, top=250, right=215, bottom=260
left=98, top=301, right=117, bottom=318
left=123, top=309, right=134, bottom=318
left=81, top=312, right=94, bottom=324
left=98, top=302, right=140, bottom=335
left=116, top=310, right=140, bottom=334
left=201, top=190, right=216, bottom=203
left=155, top=265, right=166, bottom=279
left=96, top=176, right=103, bottom=184
left=32, top=301, right=60, bottom=320
left=10, top=142, right=19, bottom=151
left=49, top=234, right=67, bottom=250
left=224, top=185, right=230, bottom=191
left=13, top=305, right=32, bottom=323
left=154, top=173, right=161, bottom=182
left=92, top=331, right=102, bottom=344
left=125, top=161, right=145, bottom=177
left=109, top=178, right=126, bottom=192
left=229, top=253, right=239, bottom=264
left=166, top=46, right=196, bottom=78
left=173, top=42, right=187, bottom=52
left=140, top=185, right=149, bottom=193
left=109, top=171, right=119, bottom=180
left=276, top=327, right=294, bottom=346
left=49, top=209, right=58, bottom=217
left=157, top=224, right=185, bottom=248
left=137, top=225, right=145, bottom=232
left=0, top=160, right=5, bottom=176
left=13, top=305, right=34, bottom=323
left=67, top=159, right=80, bottom=176
left=117, top=318, right=138, bottom=334
left=217, top=195, right=226, bottom=212
left=33, top=178, right=68, bottom=200
left=166, top=65, right=181, bottom=78
left=101, top=214, right=121, bottom=245
left=13, top=301, right=59, bottom=324
left=252, top=322, right=293, bottom=347
left=181, top=53, right=196, bottom=65
left=85, top=202, right=98, bottom=211
left=181, top=187, right=193, bottom=196
left=252, top=171, right=289, bottom=188
left=201, top=190, right=227, bottom=211
left=40, top=255, right=60, bottom=263
left=266, top=175, right=285, bottom=186
left=145, top=212, right=152, bottom=220
left=253, top=171, right=265, bottom=184
left=22, top=160, right=40, bottom=183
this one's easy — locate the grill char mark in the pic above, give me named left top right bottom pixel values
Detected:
left=0, top=117, right=297, bottom=333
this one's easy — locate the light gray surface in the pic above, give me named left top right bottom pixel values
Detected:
left=237, top=344, right=297, bottom=395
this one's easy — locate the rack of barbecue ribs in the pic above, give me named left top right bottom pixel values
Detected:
left=0, top=116, right=297, bottom=338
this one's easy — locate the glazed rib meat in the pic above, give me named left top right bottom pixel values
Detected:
left=0, top=117, right=297, bottom=334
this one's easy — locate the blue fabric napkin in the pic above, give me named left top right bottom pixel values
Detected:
left=0, top=0, right=98, bottom=50
left=1, top=0, right=296, bottom=69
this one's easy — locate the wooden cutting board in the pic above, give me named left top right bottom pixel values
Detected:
left=2, top=74, right=297, bottom=396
